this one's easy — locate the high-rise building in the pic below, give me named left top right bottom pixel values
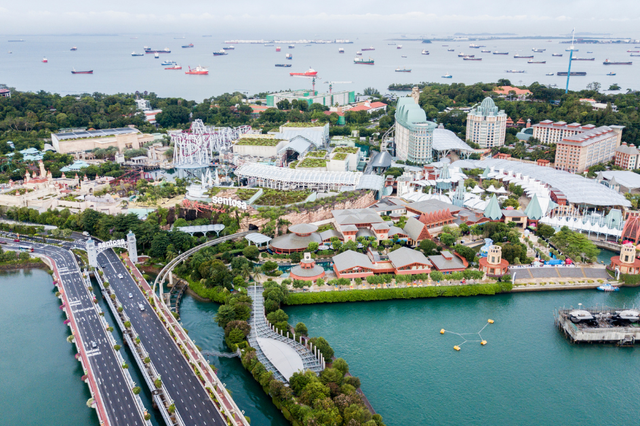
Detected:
left=531, top=120, right=596, bottom=145
left=394, top=97, right=436, bottom=164
left=554, top=126, right=624, bottom=173
left=465, top=97, right=507, bottom=148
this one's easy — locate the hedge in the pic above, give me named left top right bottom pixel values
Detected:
left=284, top=282, right=513, bottom=305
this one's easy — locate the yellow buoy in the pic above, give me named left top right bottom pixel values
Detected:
left=481, top=340, right=487, bottom=345
left=440, top=329, right=445, bottom=334
left=488, top=319, right=494, bottom=324
left=454, top=345, right=461, bottom=351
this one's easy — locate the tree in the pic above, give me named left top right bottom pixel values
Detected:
left=276, top=99, right=290, bottom=110
left=609, top=84, right=621, bottom=91
left=502, top=198, right=519, bottom=209
left=440, top=233, right=456, bottom=247
left=508, top=183, right=524, bottom=197
left=419, top=239, right=438, bottom=256
left=455, top=245, right=476, bottom=264
left=214, top=305, right=236, bottom=328
left=332, top=358, right=349, bottom=376
left=294, top=322, right=308, bottom=336
left=308, top=242, right=319, bottom=252
left=536, top=224, right=556, bottom=239
left=430, top=271, right=444, bottom=282
left=266, top=309, right=289, bottom=324
left=551, top=226, right=600, bottom=262
left=150, top=233, right=171, bottom=258
left=262, top=261, right=278, bottom=274
left=155, top=105, right=190, bottom=128
left=310, top=337, right=334, bottom=360
left=586, top=81, right=602, bottom=92
left=242, top=245, right=259, bottom=260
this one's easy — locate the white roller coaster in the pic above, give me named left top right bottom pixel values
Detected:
left=172, top=119, right=251, bottom=168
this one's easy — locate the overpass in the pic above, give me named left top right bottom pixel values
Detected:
left=2, top=238, right=150, bottom=426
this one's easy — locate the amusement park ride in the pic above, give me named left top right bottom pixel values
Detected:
left=171, top=119, right=251, bottom=168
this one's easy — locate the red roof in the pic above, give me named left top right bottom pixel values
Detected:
left=348, top=101, right=387, bottom=112
left=323, top=111, right=344, bottom=116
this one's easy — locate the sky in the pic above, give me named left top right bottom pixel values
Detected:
left=1, top=0, right=639, bottom=38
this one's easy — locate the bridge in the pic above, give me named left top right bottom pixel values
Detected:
left=167, top=275, right=189, bottom=317
left=3, top=239, right=151, bottom=426
left=248, top=285, right=324, bottom=383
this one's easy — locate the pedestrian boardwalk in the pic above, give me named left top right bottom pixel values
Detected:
left=248, top=285, right=323, bottom=383
left=509, top=266, right=610, bottom=280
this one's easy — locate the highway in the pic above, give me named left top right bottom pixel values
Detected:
left=2, top=238, right=147, bottom=426
left=98, top=248, right=226, bottom=426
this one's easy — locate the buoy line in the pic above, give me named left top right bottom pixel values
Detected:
left=441, top=319, right=494, bottom=351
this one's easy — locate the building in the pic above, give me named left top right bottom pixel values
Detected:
left=492, top=86, right=532, bottom=101
left=428, top=251, right=468, bottom=274
left=614, top=142, right=640, bottom=170
left=465, top=97, right=507, bottom=148
left=290, top=252, right=326, bottom=282
left=595, top=171, right=640, bottom=194
left=232, top=135, right=288, bottom=158
left=269, top=224, right=323, bottom=254
left=580, top=98, right=617, bottom=112
left=554, top=126, right=624, bottom=173
left=135, top=99, right=162, bottom=124
left=346, top=101, right=387, bottom=114
left=266, top=90, right=355, bottom=108
left=332, top=247, right=431, bottom=280
left=51, top=128, right=154, bottom=154
left=609, top=243, right=640, bottom=275
left=0, top=86, right=10, bottom=98
left=394, top=95, right=437, bottom=164
left=479, top=245, right=510, bottom=277
left=532, top=121, right=597, bottom=145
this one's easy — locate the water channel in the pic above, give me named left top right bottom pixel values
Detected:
left=5, top=266, right=640, bottom=425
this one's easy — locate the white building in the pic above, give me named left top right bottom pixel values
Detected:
left=394, top=97, right=436, bottom=164
left=465, top=97, right=507, bottom=148
left=532, top=121, right=595, bottom=145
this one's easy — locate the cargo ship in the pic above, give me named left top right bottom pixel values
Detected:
left=354, top=57, right=374, bottom=65
left=286, top=53, right=292, bottom=60
left=185, top=65, right=208, bottom=75
left=42, top=57, right=47, bottom=63
left=144, top=47, right=171, bottom=54
left=463, top=57, right=482, bottom=61
left=70, top=46, right=77, bottom=51
left=182, top=43, right=194, bottom=48
left=441, top=73, right=452, bottom=78
left=493, top=51, right=508, bottom=55
left=71, top=69, right=93, bottom=74
left=557, top=71, right=586, bottom=76
left=288, top=45, right=295, bottom=49
left=457, top=52, right=469, bottom=57
left=421, top=50, right=429, bottom=55
left=395, top=67, right=411, bottom=72
left=480, top=49, right=491, bottom=53
left=607, top=72, right=616, bottom=76
left=514, top=54, right=534, bottom=58
left=532, top=48, right=546, bottom=52
left=572, top=57, right=595, bottom=61
left=161, top=60, right=176, bottom=66
left=447, top=48, right=455, bottom=52
left=397, top=45, right=402, bottom=49
left=213, top=50, right=228, bottom=56
left=275, top=64, right=291, bottom=67
left=276, top=46, right=281, bottom=52
left=546, top=72, right=555, bottom=76
left=552, top=53, right=563, bottom=57
left=603, top=59, right=632, bottom=65
left=131, top=51, right=144, bottom=56
left=356, top=51, right=362, bottom=56
left=165, top=64, right=182, bottom=70
left=528, top=60, right=546, bottom=64
left=339, top=48, right=344, bottom=53
left=469, top=44, right=483, bottom=48
left=154, top=53, right=159, bottom=59
left=631, top=54, right=640, bottom=57
left=627, top=50, right=640, bottom=53
left=222, top=46, right=235, bottom=50
left=290, top=68, right=317, bottom=77
left=362, top=47, right=375, bottom=51
left=565, top=48, right=578, bottom=52
left=506, top=70, right=525, bottom=73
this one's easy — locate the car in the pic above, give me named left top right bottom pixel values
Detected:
left=118, top=274, right=123, bottom=279
left=138, top=303, right=145, bottom=311
left=128, top=293, right=133, bottom=299
left=0, top=241, right=6, bottom=244
left=13, top=239, right=19, bottom=242
left=91, top=341, right=97, bottom=349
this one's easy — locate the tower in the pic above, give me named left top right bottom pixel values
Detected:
left=127, top=230, right=138, bottom=263
left=86, top=238, right=98, bottom=267
left=620, top=244, right=636, bottom=265
left=488, top=246, right=503, bottom=266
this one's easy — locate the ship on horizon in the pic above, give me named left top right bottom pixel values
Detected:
left=290, top=68, right=317, bottom=77
left=185, top=65, right=208, bottom=75
left=144, top=47, right=171, bottom=54
left=603, top=59, right=632, bottom=65
left=354, top=57, right=374, bottom=65
left=213, top=50, right=228, bottom=56
left=182, top=43, right=194, bottom=48
left=71, top=69, right=93, bottom=74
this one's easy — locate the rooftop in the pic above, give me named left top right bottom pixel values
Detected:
left=53, top=128, right=140, bottom=141
left=561, top=126, right=616, bottom=147
left=333, top=250, right=374, bottom=272
left=493, top=86, right=532, bottom=96
left=332, top=208, right=385, bottom=226
left=388, top=247, right=430, bottom=269
left=433, top=128, right=475, bottom=153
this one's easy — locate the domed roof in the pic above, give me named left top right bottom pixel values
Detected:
left=474, top=97, right=501, bottom=117
left=289, top=223, right=318, bottom=234
left=480, top=97, right=496, bottom=109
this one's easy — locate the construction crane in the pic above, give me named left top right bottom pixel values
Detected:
left=325, top=81, right=352, bottom=94
left=565, top=28, right=576, bottom=94
left=292, top=75, right=318, bottom=93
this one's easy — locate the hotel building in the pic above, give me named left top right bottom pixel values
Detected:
left=465, top=97, right=507, bottom=148
left=554, top=126, right=624, bottom=173
left=614, top=142, right=640, bottom=170
left=394, top=97, right=436, bottom=164
left=532, top=121, right=595, bottom=145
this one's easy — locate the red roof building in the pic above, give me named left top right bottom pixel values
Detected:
left=347, top=101, right=387, bottom=114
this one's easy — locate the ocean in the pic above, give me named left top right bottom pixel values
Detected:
left=1, top=35, right=637, bottom=101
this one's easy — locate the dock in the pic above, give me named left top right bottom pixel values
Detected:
left=555, top=307, right=640, bottom=345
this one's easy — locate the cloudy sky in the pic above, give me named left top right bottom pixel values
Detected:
left=1, top=0, right=639, bottom=37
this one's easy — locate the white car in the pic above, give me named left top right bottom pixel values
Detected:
left=118, top=274, right=123, bottom=279
left=128, top=293, right=133, bottom=299
left=138, top=303, right=145, bottom=311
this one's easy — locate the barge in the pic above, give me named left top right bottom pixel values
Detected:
left=555, top=307, right=640, bottom=345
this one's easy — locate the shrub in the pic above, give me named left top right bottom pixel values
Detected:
left=132, top=386, right=141, bottom=395
left=114, top=344, right=121, bottom=351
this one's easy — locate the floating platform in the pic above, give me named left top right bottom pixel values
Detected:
left=555, top=307, right=640, bottom=345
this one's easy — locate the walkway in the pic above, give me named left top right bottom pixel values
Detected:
left=248, top=285, right=323, bottom=383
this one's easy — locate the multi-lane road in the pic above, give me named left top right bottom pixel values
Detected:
left=3, top=238, right=148, bottom=426
left=98, top=248, right=226, bottom=426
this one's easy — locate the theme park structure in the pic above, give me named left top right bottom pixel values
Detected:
left=172, top=119, right=251, bottom=168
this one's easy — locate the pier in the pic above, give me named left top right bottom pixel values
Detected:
left=249, top=285, right=323, bottom=383
left=555, top=307, right=640, bottom=345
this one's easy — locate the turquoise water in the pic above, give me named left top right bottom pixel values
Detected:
left=596, top=248, right=617, bottom=265
left=0, top=269, right=99, bottom=426
left=286, top=288, right=640, bottom=426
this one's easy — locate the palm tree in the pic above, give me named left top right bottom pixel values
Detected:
left=240, top=263, right=253, bottom=281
